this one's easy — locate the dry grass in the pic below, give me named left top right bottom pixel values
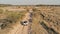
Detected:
left=0, top=5, right=60, bottom=34
left=0, top=7, right=28, bottom=34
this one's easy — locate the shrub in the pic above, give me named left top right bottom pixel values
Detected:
left=0, top=9, right=3, bottom=14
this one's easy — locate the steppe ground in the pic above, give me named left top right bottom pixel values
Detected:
left=0, top=5, right=60, bottom=34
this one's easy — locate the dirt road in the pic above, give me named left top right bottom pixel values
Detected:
left=9, top=9, right=33, bottom=34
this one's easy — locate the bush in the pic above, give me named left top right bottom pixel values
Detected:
left=0, top=9, right=3, bottom=14
left=5, top=11, right=25, bottom=23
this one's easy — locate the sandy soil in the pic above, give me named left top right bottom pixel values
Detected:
left=0, top=5, right=60, bottom=34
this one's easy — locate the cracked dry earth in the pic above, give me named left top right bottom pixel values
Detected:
left=0, top=5, right=60, bottom=34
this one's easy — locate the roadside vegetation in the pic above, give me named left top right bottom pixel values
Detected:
left=0, top=9, right=27, bottom=29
